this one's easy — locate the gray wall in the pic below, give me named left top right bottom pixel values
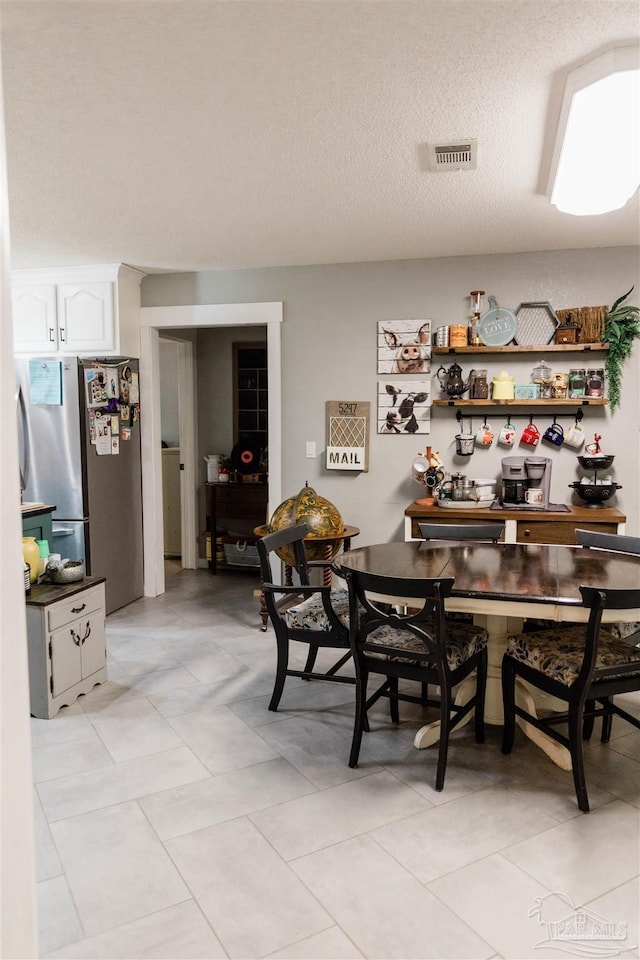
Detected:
left=197, top=325, right=267, bottom=460
left=159, top=340, right=180, bottom=447
left=142, top=247, right=640, bottom=542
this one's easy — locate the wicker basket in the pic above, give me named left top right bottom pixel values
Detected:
left=556, top=305, right=608, bottom=344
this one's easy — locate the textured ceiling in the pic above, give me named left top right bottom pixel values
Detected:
left=1, top=0, right=639, bottom=273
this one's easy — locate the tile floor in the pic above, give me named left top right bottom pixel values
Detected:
left=32, top=565, right=640, bottom=959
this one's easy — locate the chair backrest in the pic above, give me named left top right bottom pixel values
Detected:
left=576, top=529, right=640, bottom=555
left=577, top=584, right=640, bottom=684
left=418, top=521, right=505, bottom=543
left=256, top=523, right=310, bottom=584
left=346, top=567, right=455, bottom=659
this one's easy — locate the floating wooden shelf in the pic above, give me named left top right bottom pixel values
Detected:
left=432, top=398, right=608, bottom=407
left=432, top=343, right=608, bottom=355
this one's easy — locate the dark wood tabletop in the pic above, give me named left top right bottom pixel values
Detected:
left=339, top=541, right=640, bottom=612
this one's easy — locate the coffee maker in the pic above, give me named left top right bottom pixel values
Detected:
left=501, top=456, right=552, bottom=508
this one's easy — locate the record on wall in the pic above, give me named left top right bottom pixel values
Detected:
left=230, top=442, right=262, bottom=474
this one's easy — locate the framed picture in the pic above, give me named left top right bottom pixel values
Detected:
left=377, top=319, right=432, bottom=374
left=378, top=380, right=431, bottom=434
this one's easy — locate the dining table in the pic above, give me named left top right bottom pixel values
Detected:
left=338, top=539, right=640, bottom=769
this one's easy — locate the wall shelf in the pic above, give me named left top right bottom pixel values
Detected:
left=432, top=343, right=608, bottom=355
left=433, top=398, right=608, bottom=407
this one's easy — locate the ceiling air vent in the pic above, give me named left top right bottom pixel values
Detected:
left=427, top=139, right=477, bottom=171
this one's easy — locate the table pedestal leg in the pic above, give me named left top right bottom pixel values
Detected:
left=413, top=613, right=572, bottom=769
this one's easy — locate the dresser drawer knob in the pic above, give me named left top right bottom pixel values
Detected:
left=524, top=528, right=531, bottom=537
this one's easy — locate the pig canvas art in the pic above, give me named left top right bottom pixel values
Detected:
left=377, top=319, right=432, bottom=374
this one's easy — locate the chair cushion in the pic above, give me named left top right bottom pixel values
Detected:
left=604, top=621, right=640, bottom=643
left=506, top=626, right=640, bottom=686
left=365, top=619, right=488, bottom=670
left=284, top=588, right=350, bottom=632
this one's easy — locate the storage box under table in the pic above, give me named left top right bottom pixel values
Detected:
left=221, top=535, right=261, bottom=568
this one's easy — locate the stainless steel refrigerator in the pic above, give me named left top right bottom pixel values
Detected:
left=16, top=356, right=144, bottom=614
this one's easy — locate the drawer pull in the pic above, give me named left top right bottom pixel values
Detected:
left=523, top=529, right=531, bottom=537
left=71, top=603, right=86, bottom=614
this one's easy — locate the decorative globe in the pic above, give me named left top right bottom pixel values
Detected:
left=268, top=484, right=345, bottom=568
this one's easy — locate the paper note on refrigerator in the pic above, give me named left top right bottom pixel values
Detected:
left=29, top=360, right=62, bottom=405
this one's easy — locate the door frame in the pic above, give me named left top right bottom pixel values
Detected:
left=139, top=301, right=283, bottom=597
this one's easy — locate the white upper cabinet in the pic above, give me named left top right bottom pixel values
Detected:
left=56, top=281, right=115, bottom=352
left=11, top=283, right=58, bottom=352
left=12, top=264, right=144, bottom=357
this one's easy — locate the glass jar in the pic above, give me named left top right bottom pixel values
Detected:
left=470, top=369, right=488, bottom=399
left=586, top=368, right=604, bottom=398
left=568, top=368, right=586, bottom=398
left=531, top=359, right=553, bottom=398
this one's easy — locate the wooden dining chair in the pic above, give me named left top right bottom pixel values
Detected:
left=345, top=568, right=488, bottom=792
left=501, top=584, right=640, bottom=812
left=417, top=522, right=505, bottom=543
left=575, top=528, right=640, bottom=556
left=256, top=523, right=355, bottom=711
left=417, top=522, right=505, bottom=629
left=575, top=528, right=640, bottom=740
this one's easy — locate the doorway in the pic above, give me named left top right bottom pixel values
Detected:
left=139, top=301, right=283, bottom=599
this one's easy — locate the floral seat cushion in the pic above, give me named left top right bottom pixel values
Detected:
left=604, top=621, right=640, bottom=643
left=284, top=587, right=350, bottom=632
left=365, top=619, right=488, bottom=671
left=506, top=626, right=640, bottom=686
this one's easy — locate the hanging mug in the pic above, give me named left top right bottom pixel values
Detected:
left=543, top=422, right=564, bottom=447
left=475, top=422, right=494, bottom=447
left=565, top=422, right=585, bottom=449
left=520, top=422, right=540, bottom=447
left=498, top=421, right=516, bottom=446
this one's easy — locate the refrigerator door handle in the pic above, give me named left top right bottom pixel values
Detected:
left=17, top=384, right=30, bottom=492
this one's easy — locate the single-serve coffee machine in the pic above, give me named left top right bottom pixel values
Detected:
left=501, top=456, right=552, bottom=508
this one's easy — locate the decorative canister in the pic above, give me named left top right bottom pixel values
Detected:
left=449, top=325, right=468, bottom=347
left=568, top=368, right=586, bottom=398
left=22, top=537, right=40, bottom=584
left=586, top=368, right=604, bottom=398
left=552, top=372, right=569, bottom=399
left=491, top=371, right=515, bottom=400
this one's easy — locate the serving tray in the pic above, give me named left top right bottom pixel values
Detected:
left=436, top=499, right=495, bottom=510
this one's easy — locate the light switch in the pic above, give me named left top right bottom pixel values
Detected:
left=305, top=441, right=316, bottom=459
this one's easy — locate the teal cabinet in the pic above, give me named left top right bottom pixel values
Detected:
left=22, top=505, right=55, bottom=546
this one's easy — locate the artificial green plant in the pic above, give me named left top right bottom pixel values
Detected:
left=603, top=286, right=640, bottom=413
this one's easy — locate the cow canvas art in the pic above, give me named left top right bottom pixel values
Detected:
left=378, top=381, right=431, bottom=435
left=377, top=319, right=432, bottom=374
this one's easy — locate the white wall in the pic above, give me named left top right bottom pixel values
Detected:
left=159, top=339, right=180, bottom=446
left=0, top=62, right=37, bottom=959
left=197, top=325, right=267, bottom=463
left=142, top=247, right=640, bottom=542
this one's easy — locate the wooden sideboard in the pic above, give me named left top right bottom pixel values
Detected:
left=404, top=502, right=626, bottom=544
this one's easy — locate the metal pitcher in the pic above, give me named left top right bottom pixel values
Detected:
left=437, top=363, right=471, bottom=398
